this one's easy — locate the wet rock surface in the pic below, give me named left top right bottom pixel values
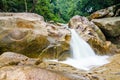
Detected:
left=0, top=52, right=71, bottom=80
left=0, top=12, right=118, bottom=57
left=92, top=17, right=120, bottom=37
left=0, top=52, right=120, bottom=80
left=0, top=13, right=70, bottom=59
left=88, top=53, right=120, bottom=80
left=90, top=4, right=120, bottom=48
left=0, top=52, right=87, bottom=80
left=89, top=3, right=120, bottom=19
left=0, top=12, right=120, bottom=80
left=0, top=66, right=71, bottom=80
left=68, top=15, right=118, bottom=55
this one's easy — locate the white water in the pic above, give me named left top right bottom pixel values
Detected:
left=70, top=29, right=95, bottom=59
left=60, top=29, right=109, bottom=70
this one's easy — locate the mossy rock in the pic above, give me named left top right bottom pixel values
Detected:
left=39, top=41, right=70, bottom=60
left=0, top=29, right=50, bottom=58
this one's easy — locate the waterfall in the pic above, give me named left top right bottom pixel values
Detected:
left=70, top=29, right=95, bottom=59
left=61, top=29, right=109, bottom=70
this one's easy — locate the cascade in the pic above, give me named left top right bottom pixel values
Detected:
left=61, top=29, right=109, bottom=70
left=70, top=29, right=95, bottom=59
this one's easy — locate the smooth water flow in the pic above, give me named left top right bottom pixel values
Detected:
left=61, top=29, right=109, bottom=70
left=70, top=29, right=95, bottom=59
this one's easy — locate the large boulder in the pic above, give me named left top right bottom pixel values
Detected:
left=89, top=4, right=120, bottom=48
left=89, top=3, right=120, bottom=19
left=92, top=17, right=120, bottom=37
left=38, top=23, right=71, bottom=60
left=39, top=41, right=70, bottom=60
left=68, top=15, right=117, bottom=54
left=92, top=17, right=120, bottom=48
left=69, top=15, right=106, bottom=41
left=88, top=53, right=120, bottom=80
left=0, top=66, right=70, bottom=80
left=0, top=13, right=49, bottom=58
left=0, top=13, right=70, bottom=59
left=0, top=52, right=29, bottom=67
left=0, top=52, right=87, bottom=80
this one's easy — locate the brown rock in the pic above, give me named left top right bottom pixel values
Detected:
left=0, top=13, right=44, bottom=21
left=0, top=66, right=70, bottom=80
left=0, top=52, right=87, bottom=80
left=68, top=15, right=115, bottom=54
left=39, top=41, right=70, bottom=60
left=89, top=6, right=114, bottom=19
left=90, top=54, right=120, bottom=80
left=0, top=28, right=50, bottom=57
left=68, top=15, right=106, bottom=41
left=0, top=13, right=70, bottom=59
left=89, top=4, right=120, bottom=19
left=92, top=17, right=120, bottom=37
left=90, top=4, right=120, bottom=49
left=0, top=52, right=29, bottom=67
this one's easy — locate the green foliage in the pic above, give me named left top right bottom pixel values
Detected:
left=0, top=0, right=34, bottom=12
left=0, top=0, right=24, bottom=12
left=34, top=0, right=64, bottom=22
left=0, top=0, right=119, bottom=23
left=53, top=0, right=77, bottom=22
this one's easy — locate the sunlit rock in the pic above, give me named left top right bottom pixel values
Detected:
left=0, top=13, right=70, bottom=59
left=89, top=53, right=120, bottom=80
left=0, top=66, right=70, bottom=80
left=69, top=15, right=106, bottom=41
left=90, top=4, right=120, bottom=48
left=92, top=17, right=120, bottom=37
left=92, top=17, right=120, bottom=48
left=68, top=15, right=117, bottom=54
left=39, top=41, right=70, bottom=60
left=0, top=28, right=50, bottom=57
left=89, top=4, right=120, bottom=19
left=0, top=52, right=29, bottom=67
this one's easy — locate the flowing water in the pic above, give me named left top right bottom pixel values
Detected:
left=61, top=29, right=109, bottom=70
left=70, top=29, right=95, bottom=59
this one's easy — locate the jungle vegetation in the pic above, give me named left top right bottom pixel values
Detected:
left=0, top=0, right=119, bottom=23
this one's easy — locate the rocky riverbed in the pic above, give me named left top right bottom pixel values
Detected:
left=0, top=52, right=120, bottom=80
left=0, top=4, right=120, bottom=80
